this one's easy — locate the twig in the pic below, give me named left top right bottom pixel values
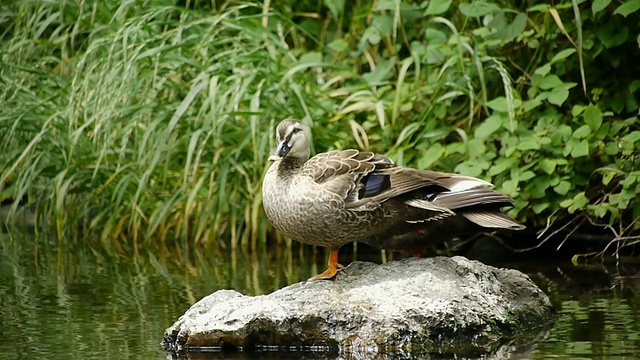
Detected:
left=516, top=215, right=579, bottom=252
left=556, top=216, right=587, bottom=251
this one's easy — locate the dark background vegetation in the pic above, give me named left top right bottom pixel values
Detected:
left=0, top=0, right=638, bottom=259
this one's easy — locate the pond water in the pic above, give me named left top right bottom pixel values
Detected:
left=0, top=230, right=639, bottom=359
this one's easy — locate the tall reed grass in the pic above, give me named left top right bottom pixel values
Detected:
left=1, top=2, right=327, bottom=250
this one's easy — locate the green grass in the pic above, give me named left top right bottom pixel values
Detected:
left=1, top=2, right=312, bottom=250
left=1, top=0, right=638, bottom=254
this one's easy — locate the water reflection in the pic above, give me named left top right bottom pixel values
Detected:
left=0, top=231, right=317, bottom=360
left=522, top=263, right=640, bottom=359
left=1, top=230, right=640, bottom=359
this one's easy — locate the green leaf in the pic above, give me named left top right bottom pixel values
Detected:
left=517, top=137, right=541, bottom=151
left=489, top=163, right=508, bottom=176
left=573, top=192, right=589, bottom=208
left=418, top=143, right=445, bottom=169
left=609, top=193, right=621, bottom=206
left=520, top=171, right=536, bottom=181
left=425, top=28, right=447, bottom=44
left=497, top=12, right=527, bottom=41
left=571, top=104, right=586, bottom=117
left=596, top=24, right=629, bottom=48
left=468, top=138, right=488, bottom=158
left=328, top=39, right=349, bottom=52
left=571, top=140, right=590, bottom=157
left=572, top=125, right=592, bottom=139
left=532, top=202, right=549, bottom=214
left=371, top=14, right=394, bottom=37
left=563, top=140, right=573, bottom=157
left=475, top=115, right=502, bottom=139
left=528, top=4, right=549, bottom=12
left=602, top=171, right=616, bottom=185
left=522, top=98, right=543, bottom=112
left=550, top=125, right=571, bottom=147
left=592, top=204, right=608, bottom=218
left=622, top=131, right=640, bottom=143
left=325, top=0, right=345, bottom=18
left=534, top=64, right=551, bottom=76
left=592, top=0, right=613, bottom=14
left=551, top=48, right=576, bottom=63
left=583, top=104, right=603, bottom=131
left=614, top=0, right=640, bottom=16
left=621, top=174, right=638, bottom=188
left=594, top=121, right=611, bottom=140
left=361, top=26, right=381, bottom=45
left=375, top=0, right=395, bottom=10
left=554, top=180, right=571, bottom=195
left=425, top=46, right=445, bottom=64
left=539, top=75, right=564, bottom=90
left=539, top=159, right=556, bottom=175
left=568, top=193, right=589, bottom=213
left=501, top=179, right=519, bottom=195
left=605, top=142, right=619, bottom=155
left=446, top=142, right=465, bottom=155
left=559, top=198, right=573, bottom=208
left=546, top=88, right=569, bottom=106
left=485, top=97, right=507, bottom=112
left=455, top=162, right=483, bottom=177
left=298, top=51, right=323, bottom=64
left=459, top=0, right=499, bottom=17
left=529, top=177, right=550, bottom=198
left=425, top=0, right=452, bottom=15
left=362, top=57, right=396, bottom=84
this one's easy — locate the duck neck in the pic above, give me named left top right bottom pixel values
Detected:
left=278, top=156, right=307, bottom=174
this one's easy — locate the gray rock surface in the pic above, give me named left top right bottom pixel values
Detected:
left=163, top=256, right=554, bottom=356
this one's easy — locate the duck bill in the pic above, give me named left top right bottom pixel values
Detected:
left=269, top=141, right=290, bottom=161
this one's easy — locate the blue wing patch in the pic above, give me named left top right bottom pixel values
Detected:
left=360, top=173, right=391, bottom=198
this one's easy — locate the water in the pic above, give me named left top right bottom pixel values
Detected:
left=1, top=230, right=639, bottom=359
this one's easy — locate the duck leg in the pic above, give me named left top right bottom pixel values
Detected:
left=312, top=249, right=344, bottom=280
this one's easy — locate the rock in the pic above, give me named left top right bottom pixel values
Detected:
left=162, top=257, right=554, bottom=357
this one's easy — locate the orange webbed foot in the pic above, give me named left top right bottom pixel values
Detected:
left=311, top=249, right=343, bottom=280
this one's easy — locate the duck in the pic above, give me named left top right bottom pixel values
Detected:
left=262, top=118, right=525, bottom=280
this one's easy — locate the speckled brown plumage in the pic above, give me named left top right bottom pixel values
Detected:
left=262, top=118, right=524, bottom=279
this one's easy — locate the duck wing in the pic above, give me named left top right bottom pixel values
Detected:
left=301, top=150, right=448, bottom=214
left=431, top=186, right=525, bottom=229
left=301, top=150, right=392, bottom=207
left=301, top=149, right=523, bottom=228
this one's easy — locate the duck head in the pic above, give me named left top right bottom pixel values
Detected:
left=268, top=118, right=310, bottom=161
